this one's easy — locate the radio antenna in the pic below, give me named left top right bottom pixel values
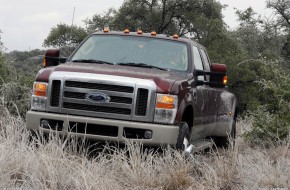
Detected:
left=70, top=6, right=76, bottom=46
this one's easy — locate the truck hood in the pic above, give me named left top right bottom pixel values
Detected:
left=36, top=63, right=190, bottom=94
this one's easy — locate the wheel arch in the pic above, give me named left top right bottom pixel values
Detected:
left=181, top=105, right=194, bottom=131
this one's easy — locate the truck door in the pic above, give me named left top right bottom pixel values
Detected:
left=192, top=46, right=217, bottom=139
left=191, top=46, right=211, bottom=141
left=199, top=48, right=219, bottom=128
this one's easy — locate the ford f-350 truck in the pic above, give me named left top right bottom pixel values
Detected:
left=26, top=29, right=237, bottom=153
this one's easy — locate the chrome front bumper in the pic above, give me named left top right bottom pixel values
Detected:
left=26, top=111, right=179, bottom=146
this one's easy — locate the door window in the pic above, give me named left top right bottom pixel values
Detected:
left=192, top=46, right=205, bottom=81
left=200, top=49, right=211, bottom=81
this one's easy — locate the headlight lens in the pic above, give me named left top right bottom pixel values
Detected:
left=34, top=82, right=47, bottom=96
left=154, top=94, right=178, bottom=124
left=31, top=82, right=48, bottom=111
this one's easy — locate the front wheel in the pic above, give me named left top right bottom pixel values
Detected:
left=176, top=122, right=190, bottom=151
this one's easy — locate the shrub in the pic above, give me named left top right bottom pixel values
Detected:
left=244, top=60, right=290, bottom=145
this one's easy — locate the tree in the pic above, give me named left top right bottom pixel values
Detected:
left=85, top=0, right=224, bottom=40
left=85, top=8, right=117, bottom=33
left=267, top=0, right=290, bottom=29
left=43, top=23, right=88, bottom=48
left=267, top=0, right=290, bottom=59
left=0, top=30, right=9, bottom=83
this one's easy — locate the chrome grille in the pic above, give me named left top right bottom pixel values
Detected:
left=47, top=72, right=157, bottom=122
left=61, top=80, right=134, bottom=117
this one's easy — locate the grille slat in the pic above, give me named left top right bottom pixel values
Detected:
left=65, top=81, right=134, bottom=93
left=136, top=88, right=149, bottom=116
left=50, top=80, right=61, bottom=107
left=63, top=91, right=132, bottom=104
left=63, top=102, right=131, bottom=115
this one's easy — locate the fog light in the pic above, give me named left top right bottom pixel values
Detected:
left=40, top=119, right=50, bottom=129
left=144, top=130, right=152, bottom=139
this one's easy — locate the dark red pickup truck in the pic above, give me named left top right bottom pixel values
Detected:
left=26, top=30, right=237, bottom=153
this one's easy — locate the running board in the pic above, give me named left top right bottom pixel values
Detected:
left=185, top=140, right=214, bottom=155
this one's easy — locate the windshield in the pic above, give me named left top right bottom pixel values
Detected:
left=71, top=35, right=189, bottom=71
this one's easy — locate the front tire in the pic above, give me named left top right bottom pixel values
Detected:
left=176, top=122, right=190, bottom=151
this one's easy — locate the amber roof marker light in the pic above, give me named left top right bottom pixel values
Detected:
left=173, top=34, right=179, bottom=39
left=124, top=29, right=130, bottom=34
left=103, top=27, right=110, bottom=33
left=151, top=31, right=157, bottom=36
left=137, top=30, right=143, bottom=35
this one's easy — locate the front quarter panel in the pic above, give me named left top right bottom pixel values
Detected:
left=171, top=78, right=194, bottom=124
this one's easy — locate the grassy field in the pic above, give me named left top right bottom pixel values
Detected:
left=0, top=108, right=289, bottom=189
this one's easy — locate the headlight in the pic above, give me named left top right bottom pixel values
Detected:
left=31, top=82, right=48, bottom=111
left=33, top=82, right=47, bottom=96
left=154, top=94, right=178, bottom=124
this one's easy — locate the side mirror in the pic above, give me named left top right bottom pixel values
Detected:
left=43, top=49, right=67, bottom=68
left=195, top=64, right=227, bottom=88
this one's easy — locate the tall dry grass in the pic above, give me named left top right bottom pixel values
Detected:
left=0, top=111, right=289, bottom=189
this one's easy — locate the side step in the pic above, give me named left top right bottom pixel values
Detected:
left=185, top=140, right=214, bottom=155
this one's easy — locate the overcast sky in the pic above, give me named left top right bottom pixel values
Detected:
left=0, top=0, right=271, bottom=52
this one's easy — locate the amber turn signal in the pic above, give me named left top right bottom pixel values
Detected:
left=223, top=76, right=228, bottom=85
left=156, top=95, right=176, bottom=109
left=43, top=58, right=46, bottom=67
left=34, top=83, right=47, bottom=96
left=156, top=102, right=175, bottom=109
left=157, top=95, right=175, bottom=104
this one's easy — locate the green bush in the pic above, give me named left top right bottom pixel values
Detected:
left=0, top=47, right=39, bottom=118
left=244, top=60, right=290, bottom=145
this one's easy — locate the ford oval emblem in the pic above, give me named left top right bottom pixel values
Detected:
left=85, top=92, right=110, bottom=103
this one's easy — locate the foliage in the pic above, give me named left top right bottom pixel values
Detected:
left=219, top=7, right=286, bottom=113
left=244, top=60, right=290, bottom=144
left=267, top=0, right=290, bottom=30
left=0, top=32, right=40, bottom=117
left=43, top=23, right=88, bottom=49
left=267, top=0, right=290, bottom=61
left=85, top=0, right=224, bottom=40
left=0, top=30, right=10, bottom=83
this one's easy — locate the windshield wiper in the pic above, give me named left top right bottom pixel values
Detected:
left=72, top=59, right=114, bottom=65
left=117, top=62, right=168, bottom=71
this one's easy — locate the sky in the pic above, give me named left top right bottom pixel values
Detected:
left=0, top=0, right=271, bottom=52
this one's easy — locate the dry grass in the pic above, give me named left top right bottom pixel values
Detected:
left=0, top=112, right=289, bottom=189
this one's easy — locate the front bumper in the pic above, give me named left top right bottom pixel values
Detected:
left=26, top=111, right=179, bottom=146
